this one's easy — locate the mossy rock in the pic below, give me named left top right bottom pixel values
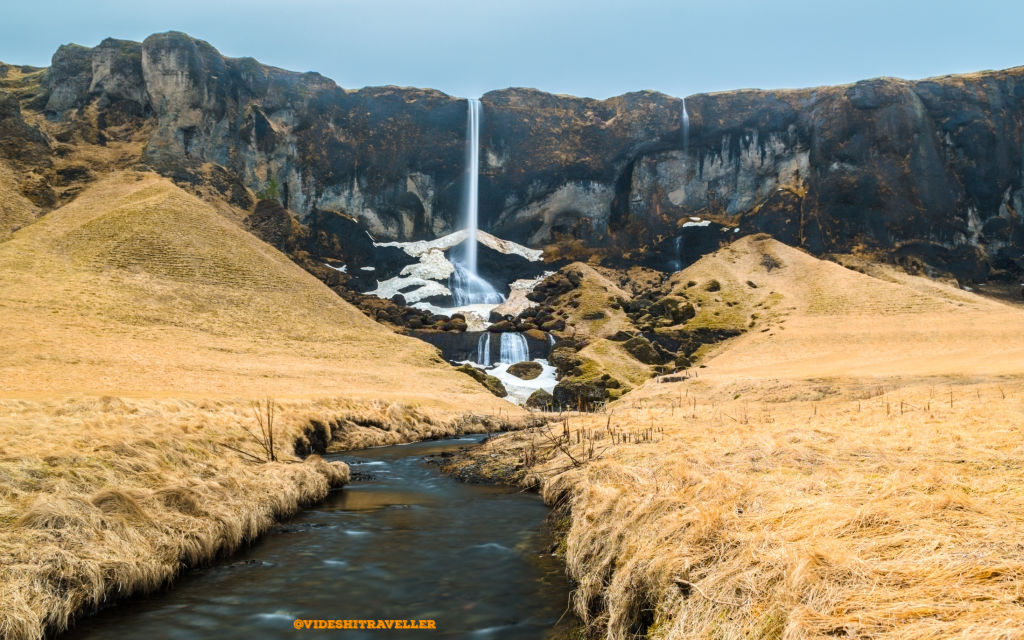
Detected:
left=552, top=378, right=608, bottom=410
left=524, top=328, right=548, bottom=342
left=455, top=364, right=507, bottom=398
left=507, top=361, right=543, bottom=380
left=622, top=336, right=662, bottom=365
left=525, top=389, right=555, bottom=410
left=648, top=296, right=696, bottom=324
left=548, top=345, right=582, bottom=376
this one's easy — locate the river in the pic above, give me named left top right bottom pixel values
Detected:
left=64, top=435, right=574, bottom=639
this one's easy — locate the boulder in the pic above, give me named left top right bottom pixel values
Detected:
left=623, top=336, right=662, bottom=365
left=455, top=364, right=507, bottom=398
left=507, top=361, right=543, bottom=380
left=525, top=389, right=555, bottom=410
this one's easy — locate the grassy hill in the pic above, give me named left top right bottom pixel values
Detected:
left=0, top=171, right=514, bottom=639
left=0, top=171, right=507, bottom=405
left=665, top=233, right=1024, bottom=379
left=474, top=235, right=1024, bottom=639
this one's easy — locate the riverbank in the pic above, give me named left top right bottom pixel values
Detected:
left=463, top=375, right=1024, bottom=638
left=0, top=396, right=528, bottom=640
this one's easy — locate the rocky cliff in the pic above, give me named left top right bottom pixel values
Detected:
left=3, top=32, right=1023, bottom=282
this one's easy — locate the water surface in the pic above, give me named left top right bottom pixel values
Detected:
left=65, top=436, right=573, bottom=639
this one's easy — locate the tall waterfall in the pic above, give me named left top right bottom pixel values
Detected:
left=681, top=97, right=690, bottom=152
left=476, top=332, right=492, bottom=366
left=449, top=98, right=504, bottom=305
left=499, top=333, right=530, bottom=364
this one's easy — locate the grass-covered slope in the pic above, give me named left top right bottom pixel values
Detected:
left=0, top=171, right=506, bottom=405
left=0, top=172, right=514, bottom=639
left=475, top=234, right=1024, bottom=639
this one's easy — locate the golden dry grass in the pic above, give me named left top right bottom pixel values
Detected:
left=0, top=161, right=40, bottom=239
left=0, top=397, right=353, bottom=639
left=0, top=171, right=515, bottom=407
left=0, top=172, right=520, bottom=638
left=482, top=236, right=1024, bottom=639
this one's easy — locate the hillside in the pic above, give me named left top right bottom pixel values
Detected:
left=0, top=171, right=516, bottom=640
left=0, top=171, right=506, bottom=405
left=469, top=236, right=1024, bottom=639
left=665, top=234, right=1024, bottom=379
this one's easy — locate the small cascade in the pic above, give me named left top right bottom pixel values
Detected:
left=499, top=333, right=530, bottom=364
left=476, top=333, right=492, bottom=366
left=450, top=262, right=505, bottom=306
left=548, top=333, right=556, bottom=347
left=681, top=97, right=690, bottom=152
left=671, top=235, right=684, bottom=271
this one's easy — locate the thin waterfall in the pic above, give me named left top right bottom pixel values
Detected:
left=462, top=98, right=481, bottom=272
left=672, top=235, right=684, bottom=271
left=499, top=333, right=529, bottom=364
left=681, top=97, right=690, bottom=152
left=449, top=98, right=504, bottom=305
left=476, top=332, right=492, bottom=366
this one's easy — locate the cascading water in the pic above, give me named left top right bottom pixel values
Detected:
left=667, top=235, right=684, bottom=272
left=681, top=96, right=690, bottom=152
left=499, top=333, right=530, bottom=364
left=449, top=98, right=504, bottom=306
left=451, top=262, right=504, bottom=306
left=476, top=333, right=492, bottom=366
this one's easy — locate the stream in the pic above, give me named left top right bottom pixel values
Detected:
left=64, top=435, right=574, bottom=639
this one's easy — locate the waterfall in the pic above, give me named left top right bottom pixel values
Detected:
left=449, top=98, right=504, bottom=305
left=476, top=332, right=492, bottom=366
left=672, top=235, right=684, bottom=271
left=681, top=97, right=690, bottom=152
left=461, top=98, right=482, bottom=272
left=499, top=333, right=530, bottom=364
left=450, top=262, right=504, bottom=306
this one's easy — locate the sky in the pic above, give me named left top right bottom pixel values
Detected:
left=1, top=0, right=1022, bottom=100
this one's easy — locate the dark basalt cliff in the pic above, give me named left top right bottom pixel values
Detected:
left=3, top=31, right=1024, bottom=282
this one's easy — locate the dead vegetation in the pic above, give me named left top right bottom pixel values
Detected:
left=0, top=394, right=528, bottom=639
left=470, top=236, right=1024, bottom=639
left=0, top=171, right=525, bottom=638
left=498, top=378, right=1024, bottom=639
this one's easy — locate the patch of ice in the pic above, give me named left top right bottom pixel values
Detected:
left=360, top=266, right=375, bottom=271
left=369, top=277, right=450, bottom=304
left=682, top=220, right=712, bottom=228
left=324, top=263, right=347, bottom=273
left=412, top=302, right=496, bottom=331
left=400, top=248, right=454, bottom=280
left=375, top=229, right=542, bottom=262
left=461, top=359, right=558, bottom=406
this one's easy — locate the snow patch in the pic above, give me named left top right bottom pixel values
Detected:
left=400, top=248, right=454, bottom=280
left=369, top=277, right=451, bottom=304
left=375, top=229, right=542, bottom=262
left=462, top=359, right=558, bottom=406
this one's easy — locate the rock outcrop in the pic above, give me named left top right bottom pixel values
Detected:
left=3, top=32, right=1023, bottom=283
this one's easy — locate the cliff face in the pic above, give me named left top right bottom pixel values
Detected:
left=6, top=31, right=1024, bottom=281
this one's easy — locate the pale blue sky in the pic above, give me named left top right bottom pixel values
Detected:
left=1, top=0, right=1021, bottom=99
